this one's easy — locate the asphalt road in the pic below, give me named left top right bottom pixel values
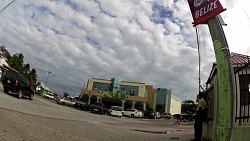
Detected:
left=0, top=84, right=194, bottom=141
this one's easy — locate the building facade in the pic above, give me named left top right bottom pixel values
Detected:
left=169, top=95, right=182, bottom=115
left=84, top=77, right=181, bottom=113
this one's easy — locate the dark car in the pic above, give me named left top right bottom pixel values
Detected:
left=74, top=94, right=90, bottom=111
left=90, top=102, right=105, bottom=114
left=143, top=111, right=156, bottom=119
left=2, top=71, right=34, bottom=100
left=74, top=101, right=90, bottom=111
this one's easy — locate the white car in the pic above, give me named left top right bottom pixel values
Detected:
left=109, top=106, right=122, bottom=117
left=57, top=97, right=75, bottom=107
left=43, top=93, right=54, bottom=100
left=122, top=109, right=144, bottom=118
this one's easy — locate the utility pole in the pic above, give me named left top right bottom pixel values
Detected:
left=45, top=70, right=52, bottom=88
left=207, top=15, right=235, bottom=141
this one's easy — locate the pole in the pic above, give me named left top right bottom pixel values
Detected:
left=45, top=70, right=52, bottom=88
left=207, top=15, right=234, bottom=141
left=195, top=26, right=201, bottom=93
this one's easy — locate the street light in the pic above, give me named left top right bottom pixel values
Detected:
left=45, top=70, right=52, bottom=88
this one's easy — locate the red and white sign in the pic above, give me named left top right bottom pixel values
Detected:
left=187, top=0, right=225, bottom=26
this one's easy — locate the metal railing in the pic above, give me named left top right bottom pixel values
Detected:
left=234, top=59, right=250, bottom=123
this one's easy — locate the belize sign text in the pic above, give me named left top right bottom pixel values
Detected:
left=187, top=0, right=225, bottom=26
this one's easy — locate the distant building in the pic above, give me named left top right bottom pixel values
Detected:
left=36, top=82, right=53, bottom=96
left=154, top=88, right=181, bottom=114
left=82, top=77, right=181, bottom=113
left=0, top=54, right=9, bottom=78
left=169, top=95, right=182, bottom=115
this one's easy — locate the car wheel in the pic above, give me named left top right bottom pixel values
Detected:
left=4, top=87, right=9, bottom=93
left=131, top=114, right=134, bottom=118
left=17, top=90, right=22, bottom=99
left=29, top=95, right=33, bottom=100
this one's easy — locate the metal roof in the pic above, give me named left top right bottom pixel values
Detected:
left=231, top=52, right=250, bottom=65
left=206, top=52, right=250, bottom=84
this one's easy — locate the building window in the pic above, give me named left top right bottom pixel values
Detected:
left=239, top=74, right=250, bottom=105
left=93, top=82, right=110, bottom=91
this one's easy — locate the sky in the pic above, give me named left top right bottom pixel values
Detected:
left=0, top=0, right=249, bottom=101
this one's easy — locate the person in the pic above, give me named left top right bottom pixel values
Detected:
left=174, top=114, right=180, bottom=125
left=191, top=92, right=207, bottom=141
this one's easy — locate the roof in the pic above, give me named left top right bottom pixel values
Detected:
left=231, top=52, right=250, bottom=65
left=206, top=52, right=250, bottom=84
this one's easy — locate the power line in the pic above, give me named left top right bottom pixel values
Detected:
left=0, top=0, right=16, bottom=14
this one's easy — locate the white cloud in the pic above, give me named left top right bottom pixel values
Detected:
left=0, top=0, right=249, bottom=101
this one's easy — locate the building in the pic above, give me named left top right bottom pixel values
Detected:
left=36, top=82, right=53, bottom=97
left=82, top=77, right=181, bottom=113
left=203, top=53, right=250, bottom=140
left=169, top=95, right=182, bottom=115
left=154, top=88, right=181, bottom=114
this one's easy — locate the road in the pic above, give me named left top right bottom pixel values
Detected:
left=0, top=84, right=194, bottom=141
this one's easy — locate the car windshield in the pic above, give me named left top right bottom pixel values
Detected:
left=112, top=107, right=122, bottom=111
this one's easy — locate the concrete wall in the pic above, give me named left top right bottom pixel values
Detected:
left=232, top=126, right=250, bottom=141
left=86, top=78, right=111, bottom=90
left=145, top=85, right=154, bottom=108
left=203, top=70, right=218, bottom=140
left=169, top=94, right=182, bottom=115
left=203, top=66, right=250, bottom=140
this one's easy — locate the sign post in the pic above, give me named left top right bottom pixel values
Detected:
left=187, top=0, right=234, bottom=141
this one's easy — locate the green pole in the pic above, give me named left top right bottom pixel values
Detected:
left=207, top=15, right=234, bottom=141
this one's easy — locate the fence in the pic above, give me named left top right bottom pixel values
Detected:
left=234, top=59, right=250, bottom=123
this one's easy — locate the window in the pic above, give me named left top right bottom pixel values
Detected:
left=239, top=74, right=250, bottom=105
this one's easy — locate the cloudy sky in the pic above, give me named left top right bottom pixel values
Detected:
left=0, top=0, right=249, bottom=101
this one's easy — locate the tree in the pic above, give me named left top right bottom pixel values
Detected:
left=4, top=49, right=38, bottom=88
left=28, top=68, right=37, bottom=86
left=7, top=53, right=24, bottom=72
left=156, top=104, right=165, bottom=113
left=63, top=92, right=69, bottom=98
left=181, top=100, right=196, bottom=114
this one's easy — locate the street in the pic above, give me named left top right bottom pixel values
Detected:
left=0, top=84, right=194, bottom=141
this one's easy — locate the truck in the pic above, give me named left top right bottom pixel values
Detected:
left=90, top=102, right=105, bottom=114
left=2, top=71, right=34, bottom=100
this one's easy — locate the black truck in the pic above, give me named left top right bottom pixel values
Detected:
left=2, top=71, right=34, bottom=100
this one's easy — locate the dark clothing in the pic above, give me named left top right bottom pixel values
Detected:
left=194, top=110, right=203, bottom=141
left=192, top=96, right=208, bottom=141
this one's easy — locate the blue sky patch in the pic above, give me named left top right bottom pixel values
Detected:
left=150, top=2, right=173, bottom=24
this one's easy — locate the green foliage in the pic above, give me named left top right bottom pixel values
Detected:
left=2, top=47, right=37, bottom=87
left=182, top=100, right=197, bottom=114
left=63, top=92, right=69, bottom=98
left=156, top=104, right=165, bottom=113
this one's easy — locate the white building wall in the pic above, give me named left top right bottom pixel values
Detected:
left=169, top=95, right=182, bottom=115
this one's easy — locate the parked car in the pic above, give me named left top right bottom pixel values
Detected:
left=74, top=101, right=90, bottom=111
left=74, top=94, right=90, bottom=111
left=108, top=106, right=122, bottom=117
left=180, top=113, right=194, bottom=122
left=90, top=102, right=105, bottom=114
left=160, top=113, right=172, bottom=119
left=57, top=97, right=75, bottom=107
left=155, top=112, right=161, bottom=119
left=143, top=111, right=156, bottom=119
left=43, top=92, right=54, bottom=100
left=2, top=71, right=34, bottom=100
left=122, top=109, right=144, bottom=118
